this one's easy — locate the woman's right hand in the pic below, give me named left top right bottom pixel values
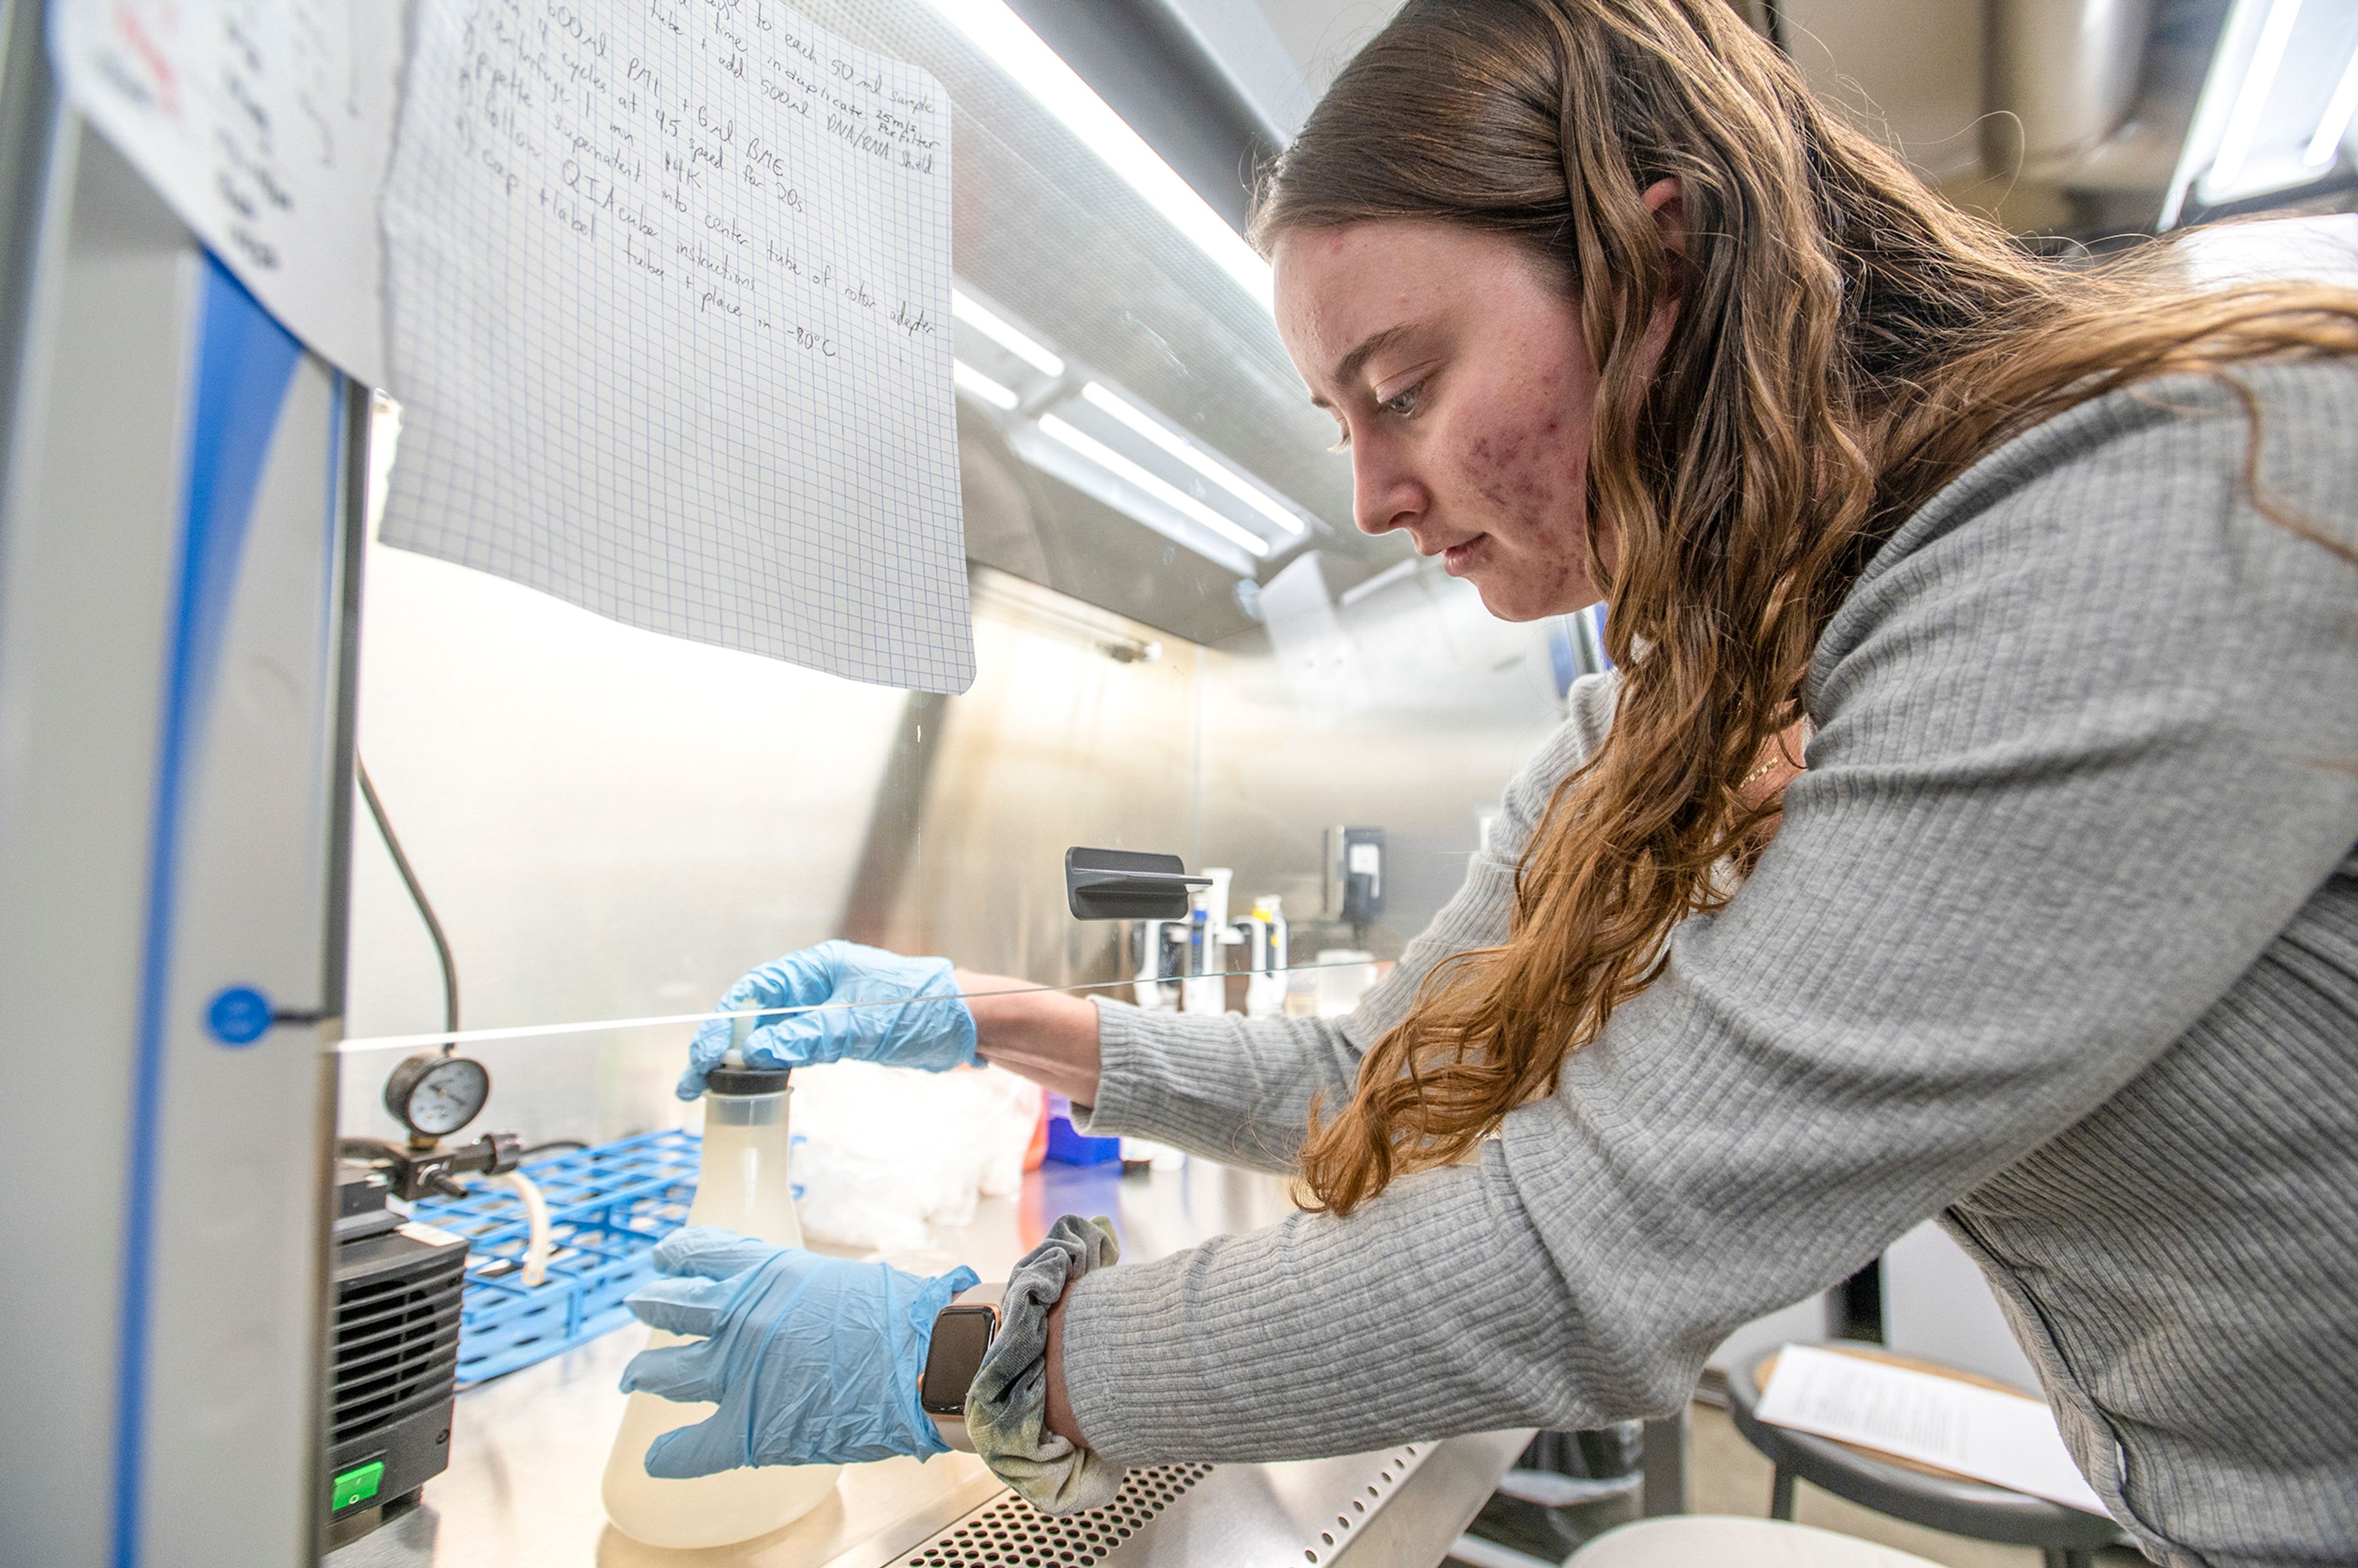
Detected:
left=620, top=1226, right=978, bottom=1472
left=679, top=939, right=977, bottom=1099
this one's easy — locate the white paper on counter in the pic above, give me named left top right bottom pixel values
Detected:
left=49, top=0, right=403, bottom=384
left=377, top=0, right=972, bottom=693
left=1756, top=1343, right=2109, bottom=1515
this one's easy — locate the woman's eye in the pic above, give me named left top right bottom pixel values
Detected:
left=1324, top=383, right=1421, bottom=452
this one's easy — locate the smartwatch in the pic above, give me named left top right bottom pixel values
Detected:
left=921, top=1282, right=1002, bottom=1452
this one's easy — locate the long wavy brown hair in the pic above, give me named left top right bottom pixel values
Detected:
left=1258, top=0, right=2358, bottom=1216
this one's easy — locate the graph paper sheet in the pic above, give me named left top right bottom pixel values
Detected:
left=50, top=0, right=402, bottom=384
left=379, top=0, right=972, bottom=693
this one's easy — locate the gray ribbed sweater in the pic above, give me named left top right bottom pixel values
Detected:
left=1061, top=363, right=2358, bottom=1568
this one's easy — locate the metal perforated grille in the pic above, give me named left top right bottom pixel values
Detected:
left=897, top=1463, right=1214, bottom=1567
left=1302, top=1445, right=1422, bottom=1565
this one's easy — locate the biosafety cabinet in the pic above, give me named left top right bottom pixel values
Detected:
left=0, top=2, right=1591, bottom=1563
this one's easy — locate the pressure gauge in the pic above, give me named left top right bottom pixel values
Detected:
left=384, top=1051, right=492, bottom=1141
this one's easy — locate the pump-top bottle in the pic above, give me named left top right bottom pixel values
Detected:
left=601, top=1049, right=841, bottom=1546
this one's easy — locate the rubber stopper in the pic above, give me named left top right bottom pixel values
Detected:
left=704, top=1063, right=792, bottom=1095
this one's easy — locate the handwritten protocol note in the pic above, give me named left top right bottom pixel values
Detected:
left=379, top=0, right=973, bottom=692
left=50, top=0, right=402, bottom=384
left=1756, top=1343, right=2109, bottom=1514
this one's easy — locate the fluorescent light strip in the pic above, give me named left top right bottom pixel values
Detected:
left=1080, top=382, right=1307, bottom=538
left=2211, top=0, right=2305, bottom=195
left=922, top=0, right=1274, bottom=312
left=2306, top=42, right=2358, bottom=166
left=954, top=359, right=1021, bottom=410
left=951, top=289, right=1065, bottom=378
left=1038, top=414, right=1270, bottom=557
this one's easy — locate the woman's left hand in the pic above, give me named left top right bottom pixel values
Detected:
left=620, top=1227, right=978, bottom=1475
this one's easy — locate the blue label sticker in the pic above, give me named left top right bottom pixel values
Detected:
left=206, top=986, right=273, bottom=1046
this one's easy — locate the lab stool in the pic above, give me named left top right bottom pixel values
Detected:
left=1727, top=1344, right=2121, bottom=1568
left=1568, top=1515, right=1947, bottom=1566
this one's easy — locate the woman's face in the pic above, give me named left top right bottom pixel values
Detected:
left=1272, top=219, right=1611, bottom=621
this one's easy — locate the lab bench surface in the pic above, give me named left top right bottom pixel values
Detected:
left=326, top=1157, right=1532, bottom=1568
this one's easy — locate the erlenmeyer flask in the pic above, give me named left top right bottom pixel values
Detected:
left=600, top=1061, right=841, bottom=1547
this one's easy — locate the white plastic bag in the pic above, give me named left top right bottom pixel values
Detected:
left=788, top=1063, right=1040, bottom=1252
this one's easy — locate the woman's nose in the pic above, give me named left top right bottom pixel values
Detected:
left=1352, top=442, right=1423, bottom=537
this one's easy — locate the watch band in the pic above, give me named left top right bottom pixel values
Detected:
left=923, top=1281, right=1003, bottom=1453
left=930, top=1410, right=976, bottom=1453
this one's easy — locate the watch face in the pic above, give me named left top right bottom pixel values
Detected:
left=398, top=1056, right=491, bottom=1138
left=922, top=1305, right=997, bottom=1414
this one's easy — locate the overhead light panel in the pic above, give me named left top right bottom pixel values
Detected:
left=951, top=289, right=1065, bottom=379
left=2166, top=0, right=2358, bottom=223
left=922, top=0, right=1274, bottom=313
left=1079, top=382, right=1308, bottom=538
left=2208, top=0, right=2304, bottom=195
left=2305, top=44, right=2358, bottom=166
left=953, top=360, right=1021, bottom=410
left=1037, top=414, right=1270, bottom=559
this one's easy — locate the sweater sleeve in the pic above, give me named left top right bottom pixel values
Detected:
left=1060, top=362, right=2358, bottom=1464
left=1070, top=675, right=1622, bottom=1173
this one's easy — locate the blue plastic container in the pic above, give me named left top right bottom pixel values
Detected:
left=1043, top=1095, right=1121, bottom=1165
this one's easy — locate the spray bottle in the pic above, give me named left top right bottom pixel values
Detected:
left=1243, top=895, right=1289, bottom=1018
left=1180, top=869, right=1235, bottom=1015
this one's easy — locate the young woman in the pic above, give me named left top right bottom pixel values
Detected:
left=620, top=3, right=2358, bottom=1561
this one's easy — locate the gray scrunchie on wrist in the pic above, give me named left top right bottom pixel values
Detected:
left=967, top=1213, right=1121, bottom=1514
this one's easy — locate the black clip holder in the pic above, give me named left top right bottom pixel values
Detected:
left=1064, top=846, right=1212, bottom=920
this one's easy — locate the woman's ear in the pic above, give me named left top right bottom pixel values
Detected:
left=1641, top=176, right=1686, bottom=271
left=1638, top=176, right=1685, bottom=357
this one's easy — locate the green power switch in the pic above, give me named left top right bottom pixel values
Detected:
left=330, top=1459, right=386, bottom=1513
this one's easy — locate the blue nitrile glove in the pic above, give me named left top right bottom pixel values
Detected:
left=619, top=1226, right=980, bottom=1476
left=680, top=939, right=977, bottom=1099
